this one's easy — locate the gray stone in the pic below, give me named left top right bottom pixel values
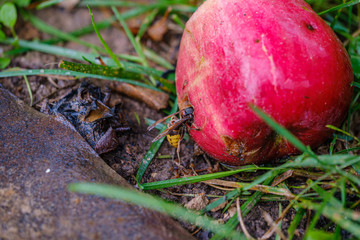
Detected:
left=0, top=88, right=194, bottom=240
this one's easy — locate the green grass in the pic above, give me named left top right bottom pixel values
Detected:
left=136, top=98, right=179, bottom=184
left=1, top=0, right=360, bottom=239
left=68, top=182, right=246, bottom=240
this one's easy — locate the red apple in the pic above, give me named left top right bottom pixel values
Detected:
left=175, top=0, right=353, bottom=166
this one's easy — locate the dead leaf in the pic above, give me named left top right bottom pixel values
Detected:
left=110, top=82, right=169, bottom=110
left=272, top=170, right=294, bottom=186
left=184, top=193, right=209, bottom=211
left=83, top=100, right=113, bottom=123
left=95, top=127, right=119, bottom=155
left=127, top=15, right=146, bottom=35
left=148, top=7, right=171, bottom=42
left=223, top=206, right=237, bottom=221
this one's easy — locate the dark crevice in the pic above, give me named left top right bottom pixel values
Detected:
left=306, top=24, right=315, bottom=31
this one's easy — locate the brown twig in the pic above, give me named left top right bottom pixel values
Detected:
left=202, top=179, right=294, bottom=199
left=261, top=207, right=288, bottom=240
left=344, top=28, right=360, bottom=46
left=191, top=227, right=202, bottom=236
left=236, top=197, right=255, bottom=240
left=261, top=202, right=294, bottom=238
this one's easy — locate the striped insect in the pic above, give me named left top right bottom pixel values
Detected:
left=147, top=107, right=194, bottom=161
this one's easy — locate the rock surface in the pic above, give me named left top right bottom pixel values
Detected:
left=0, top=87, right=194, bottom=240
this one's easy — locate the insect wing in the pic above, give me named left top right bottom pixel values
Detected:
left=147, top=110, right=181, bottom=131
left=151, top=118, right=187, bottom=142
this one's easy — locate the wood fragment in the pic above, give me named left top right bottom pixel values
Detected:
left=110, top=82, right=169, bottom=110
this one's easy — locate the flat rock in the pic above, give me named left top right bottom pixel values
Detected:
left=0, top=87, right=194, bottom=240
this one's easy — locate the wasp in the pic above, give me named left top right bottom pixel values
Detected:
left=147, top=107, right=194, bottom=161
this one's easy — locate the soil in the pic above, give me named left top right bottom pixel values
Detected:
left=3, top=4, right=355, bottom=240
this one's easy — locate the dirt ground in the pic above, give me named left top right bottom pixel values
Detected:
left=2, top=5, right=346, bottom=240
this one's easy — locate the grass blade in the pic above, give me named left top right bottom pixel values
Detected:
left=25, top=12, right=100, bottom=50
left=318, top=0, right=360, bottom=16
left=68, top=182, right=246, bottom=240
left=143, top=47, right=174, bottom=69
left=0, top=39, right=163, bottom=77
left=171, top=14, right=186, bottom=29
left=304, top=184, right=335, bottom=239
left=0, top=69, right=161, bottom=91
left=136, top=99, right=178, bottom=184
left=298, top=200, right=360, bottom=239
left=88, top=7, right=123, bottom=68
left=9, top=6, right=155, bottom=57
left=136, top=9, right=159, bottom=40
left=288, top=208, right=306, bottom=240
left=352, top=81, right=360, bottom=89
left=36, top=0, right=64, bottom=9
left=23, top=75, right=33, bottom=106
left=111, top=7, right=155, bottom=85
left=203, top=189, right=240, bottom=213
left=79, top=0, right=144, bottom=7
left=21, top=12, right=144, bottom=62
left=80, top=1, right=198, bottom=13
left=210, top=177, right=274, bottom=240
left=242, top=154, right=360, bottom=192
left=326, top=124, right=360, bottom=143
left=59, top=60, right=142, bottom=80
left=250, top=104, right=318, bottom=159
left=140, top=165, right=272, bottom=190
left=203, top=179, right=294, bottom=199
left=111, top=6, right=146, bottom=62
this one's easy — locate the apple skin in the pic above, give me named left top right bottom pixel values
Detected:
left=175, top=0, right=353, bottom=166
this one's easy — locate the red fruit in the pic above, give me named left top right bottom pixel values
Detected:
left=176, top=0, right=353, bottom=166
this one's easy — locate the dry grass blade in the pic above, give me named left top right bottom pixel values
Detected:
left=202, top=179, right=295, bottom=199
left=261, top=208, right=288, bottom=240
left=236, top=197, right=255, bottom=240
left=262, top=203, right=294, bottom=239
left=39, top=74, right=77, bottom=80
left=272, top=170, right=294, bottom=186
left=344, top=28, right=360, bottom=46
left=204, top=183, right=237, bottom=191
left=191, top=227, right=202, bottom=236
left=351, top=199, right=360, bottom=209
left=291, top=169, right=335, bottom=180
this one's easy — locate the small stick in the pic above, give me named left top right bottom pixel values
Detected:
left=191, top=227, right=202, bottom=236
left=261, top=202, right=294, bottom=238
left=261, top=207, right=288, bottom=240
left=236, top=197, right=255, bottom=240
